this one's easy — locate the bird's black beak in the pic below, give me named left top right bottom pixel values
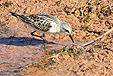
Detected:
left=69, top=34, right=74, bottom=43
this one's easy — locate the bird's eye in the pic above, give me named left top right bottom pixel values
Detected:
left=65, top=29, right=69, bottom=33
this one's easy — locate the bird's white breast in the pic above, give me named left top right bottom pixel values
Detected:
left=47, top=22, right=60, bottom=33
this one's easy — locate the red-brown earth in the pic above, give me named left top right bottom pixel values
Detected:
left=0, top=0, right=113, bottom=76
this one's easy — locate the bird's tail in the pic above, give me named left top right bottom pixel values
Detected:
left=10, top=12, right=20, bottom=18
left=10, top=12, right=34, bottom=25
left=10, top=12, right=28, bottom=23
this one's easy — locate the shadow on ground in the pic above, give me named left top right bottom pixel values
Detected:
left=0, top=37, right=56, bottom=46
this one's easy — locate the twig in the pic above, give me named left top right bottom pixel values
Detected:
left=80, top=27, right=113, bottom=47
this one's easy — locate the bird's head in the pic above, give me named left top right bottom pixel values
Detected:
left=60, top=22, right=74, bottom=43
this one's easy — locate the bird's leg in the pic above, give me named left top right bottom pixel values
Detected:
left=30, top=31, right=49, bottom=45
left=43, top=34, right=46, bottom=49
left=30, top=31, right=37, bottom=44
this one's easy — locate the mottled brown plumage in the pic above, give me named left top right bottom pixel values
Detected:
left=10, top=12, right=74, bottom=43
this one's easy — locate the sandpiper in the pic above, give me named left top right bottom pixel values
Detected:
left=10, top=12, right=74, bottom=48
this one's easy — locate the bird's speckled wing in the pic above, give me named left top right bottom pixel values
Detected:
left=10, top=12, right=60, bottom=32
